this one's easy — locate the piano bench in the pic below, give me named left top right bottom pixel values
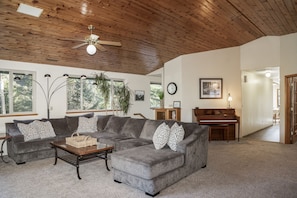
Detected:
left=209, top=124, right=230, bottom=142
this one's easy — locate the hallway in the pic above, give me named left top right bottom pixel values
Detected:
left=243, top=123, right=280, bottom=143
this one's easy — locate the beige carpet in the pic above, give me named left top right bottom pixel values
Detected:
left=1, top=139, right=297, bottom=198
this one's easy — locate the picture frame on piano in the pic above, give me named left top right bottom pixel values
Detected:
left=199, top=78, right=223, bottom=99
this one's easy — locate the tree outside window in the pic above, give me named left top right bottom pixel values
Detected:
left=150, top=83, right=163, bottom=108
left=67, top=77, right=124, bottom=111
left=0, top=70, right=34, bottom=115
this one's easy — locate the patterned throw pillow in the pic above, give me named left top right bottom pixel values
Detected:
left=152, top=122, right=170, bottom=150
left=76, top=116, right=98, bottom=133
left=167, top=122, right=185, bottom=151
left=33, top=120, right=56, bottom=139
left=17, top=122, right=40, bottom=142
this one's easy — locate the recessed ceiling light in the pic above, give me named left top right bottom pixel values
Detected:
left=17, top=3, right=43, bottom=18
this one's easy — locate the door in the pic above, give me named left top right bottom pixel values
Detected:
left=285, top=74, right=297, bottom=144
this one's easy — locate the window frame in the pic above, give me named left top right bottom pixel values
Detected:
left=66, top=76, right=125, bottom=112
left=0, top=69, right=36, bottom=116
left=150, top=82, right=163, bottom=108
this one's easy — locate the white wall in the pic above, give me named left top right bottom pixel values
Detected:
left=164, top=47, right=242, bottom=124
left=241, top=71, right=273, bottom=136
left=240, top=36, right=279, bottom=138
left=164, top=57, right=183, bottom=109
left=240, top=36, right=280, bottom=70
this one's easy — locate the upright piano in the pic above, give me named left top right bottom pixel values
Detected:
left=193, top=108, right=240, bottom=141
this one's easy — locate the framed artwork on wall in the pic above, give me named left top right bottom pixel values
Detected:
left=135, top=90, right=145, bottom=101
left=199, top=78, right=223, bottom=99
left=173, top=101, right=181, bottom=108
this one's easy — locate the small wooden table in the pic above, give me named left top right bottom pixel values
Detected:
left=0, top=133, right=11, bottom=163
left=50, top=140, right=114, bottom=180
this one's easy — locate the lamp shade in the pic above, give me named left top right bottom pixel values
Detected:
left=86, top=44, right=96, bottom=55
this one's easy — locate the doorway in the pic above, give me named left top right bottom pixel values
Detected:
left=241, top=67, right=280, bottom=142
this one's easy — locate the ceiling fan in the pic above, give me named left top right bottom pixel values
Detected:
left=63, top=25, right=122, bottom=55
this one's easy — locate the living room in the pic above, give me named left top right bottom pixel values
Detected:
left=1, top=1, right=297, bottom=197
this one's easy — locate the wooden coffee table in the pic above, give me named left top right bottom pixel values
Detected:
left=50, top=140, right=114, bottom=179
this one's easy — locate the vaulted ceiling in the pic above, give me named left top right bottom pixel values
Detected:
left=1, top=0, right=297, bottom=75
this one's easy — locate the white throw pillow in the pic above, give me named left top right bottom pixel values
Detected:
left=33, top=120, right=56, bottom=139
left=153, top=122, right=170, bottom=150
left=17, top=122, right=40, bottom=142
left=76, top=116, right=98, bottom=133
left=167, top=122, right=185, bottom=151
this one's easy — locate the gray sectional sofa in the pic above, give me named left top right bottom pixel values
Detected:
left=5, top=114, right=209, bottom=196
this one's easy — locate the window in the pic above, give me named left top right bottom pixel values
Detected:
left=0, top=70, right=34, bottom=115
left=67, top=77, right=124, bottom=111
left=150, top=83, right=163, bottom=108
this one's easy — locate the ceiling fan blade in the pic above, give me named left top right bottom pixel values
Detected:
left=95, top=43, right=107, bottom=51
left=72, top=42, right=88, bottom=49
left=98, top=40, right=122, bottom=46
left=59, top=38, right=86, bottom=42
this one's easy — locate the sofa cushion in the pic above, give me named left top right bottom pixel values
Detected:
left=152, top=123, right=170, bottom=150
left=168, top=122, right=185, bottom=151
left=33, top=120, right=56, bottom=139
left=17, top=122, right=40, bottom=142
left=181, top=122, right=200, bottom=138
left=13, top=119, right=36, bottom=125
left=76, top=116, right=98, bottom=133
left=97, top=115, right=112, bottom=131
left=120, top=118, right=147, bottom=138
left=139, top=120, right=164, bottom=140
left=115, top=138, right=152, bottom=151
left=103, top=116, right=130, bottom=133
left=111, top=144, right=184, bottom=180
left=12, top=137, right=57, bottom=154
left=65, top=112, right=94, bottom=133
left=43, top=118, right=70, bottom=136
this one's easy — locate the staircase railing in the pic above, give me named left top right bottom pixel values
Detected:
left=133, top=113, right=147, bottom=119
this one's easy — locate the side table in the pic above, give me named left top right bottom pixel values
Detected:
left=0, top=133, right=11, bottom=163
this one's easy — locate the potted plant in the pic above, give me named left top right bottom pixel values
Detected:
left=157, top=90, right=164, bottom=108
left=95, top=72, right=110, bottom=110
left=114, top=83, right=131, bottom=115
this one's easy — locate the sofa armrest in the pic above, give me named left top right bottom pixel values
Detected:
left=176, top=125, right=208, bottom=152
left=176, top=125, right=209, bottom=169
left=5, top=123, right=25, bottom=143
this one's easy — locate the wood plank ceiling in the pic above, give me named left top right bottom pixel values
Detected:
left=0, top=0, right=297, bottom=75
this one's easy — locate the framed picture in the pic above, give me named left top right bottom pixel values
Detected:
left=199, top=78, right=223, bottom=99
left=135, top=90, right=145, bottom=101
left=173, top=101, right=181, bottom=108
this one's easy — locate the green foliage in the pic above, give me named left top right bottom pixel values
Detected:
left=150, top=83, right=163, bottom=108
left=95, top=73, right=110, bottom=109
left=114, top=83, right=131, bottom=115
left=157, top=90, right=164, bottom=100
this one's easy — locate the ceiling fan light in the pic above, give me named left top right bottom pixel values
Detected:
left=86, top=44, right=96, bottom=55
